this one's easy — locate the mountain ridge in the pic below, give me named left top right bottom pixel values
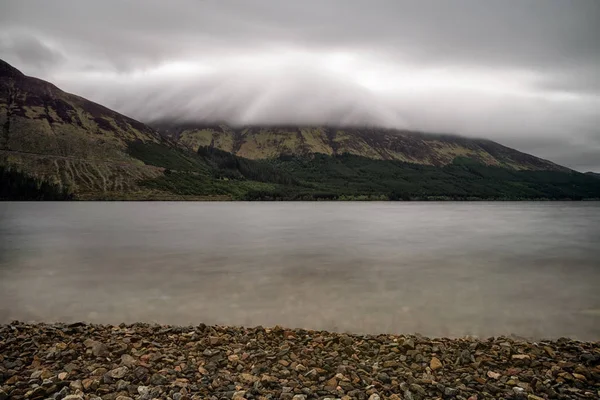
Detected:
left=154, top=122, right=568, bottom=172
left=585, top=171, right=600, bottom=178
left=1, top=59, right=166, bottom=197
left=1, top=59, right=598, bottom=201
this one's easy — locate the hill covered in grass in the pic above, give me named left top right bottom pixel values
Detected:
left=1, top=59, right=599, bottom=201
left=155, top=123, right=567, bottom=172
left=131, top=142, right=600, bottom=200
left=0, top=59, right=164, bottom=198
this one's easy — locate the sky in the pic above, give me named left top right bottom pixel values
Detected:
left=1, top=0, right=599, bottom=171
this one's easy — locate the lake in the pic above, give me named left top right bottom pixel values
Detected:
left=1, top=202, right=599, bottom=340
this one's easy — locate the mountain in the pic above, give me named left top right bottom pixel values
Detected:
left=155, top=123, right=566, bottom=172
left=2, top=59, right=599, bottom=201
left=0, top=59, right=165, bottom=198
left=585, top=172, right=600, bottom=179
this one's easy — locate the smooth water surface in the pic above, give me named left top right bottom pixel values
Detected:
left=1, top=202, right=599, bottom=340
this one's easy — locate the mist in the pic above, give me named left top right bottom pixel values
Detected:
left=1, top=0, right=599, bottom=171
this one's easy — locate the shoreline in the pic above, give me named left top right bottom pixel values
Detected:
left=1, top=322, right=598, bottom=400
left=4, top=199, right=600, bottom=203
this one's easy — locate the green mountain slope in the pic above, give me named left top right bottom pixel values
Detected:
left=0, top=164, right=72, bottom=200
left=1, top=59, right=598, bottom=201
left=133, top=146, right=600, bottom=201
left=0, top=59, right=165, bottom=198
left=155, top=123, right=567, bottom=172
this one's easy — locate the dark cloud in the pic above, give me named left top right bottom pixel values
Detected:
left=1, top=0, right=599, bottom=170
left=3, top=0, right=600, bottom=84
left=0, top=32, right=64, bottom=71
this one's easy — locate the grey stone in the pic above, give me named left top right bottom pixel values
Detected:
left=133, top=366, right=149, bottom=381
left=138, top=386, right=150, bottom=396
left=377, top=372, right=391, bottom=383
left=460, top=349, right=472, bottom=364
left=513, top=386, right=525, bottom=395
left=150, top=373, right=169, bottom=386
left=108, top=366, right=129, bottom=379
left=63, top=363, right=77, bottom=373
left=409, top=384, right=426, bottom=396
left=25, top=386, right=46, bottom=398
left=53, top=386, right=69, bottom=400
left=121, top=354, right=137, bottom=366
left=30, top=370, right=43, bottom=379
left=92, top=342, right=109, bottom=357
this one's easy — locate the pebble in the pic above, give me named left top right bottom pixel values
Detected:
left=0, top=321, right=597, bottom=400
left=120, top=354, right=137, bottom=366
left=527, top=395, right=544, bottom=400
left=108, top=366, right=129, bottom=379
left=430, top=356, right=443, bottom=371
left=150, top=373, right=168, bottom=385
left=84, top=339, right=108, bottom=356
left=30, top=370, right=43, bottom=379
left=82, top=378, right=99, bottom=390
left=138, top=385, right=150, bottom=396
left=55, top=386, right=69, bottom=399
left=573, top=373, right=586, bottom=380
left=487, top=370, right=501, bottom=379
left=513, top=386, right=525, bottom=394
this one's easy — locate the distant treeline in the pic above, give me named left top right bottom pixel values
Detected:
left=0, top=165, right=72, bottom=200
left=4, top=140, right=597, bottom=201
left=197, top=145, right=296, bottom=185
left=128, top=141, right=600, bottom=201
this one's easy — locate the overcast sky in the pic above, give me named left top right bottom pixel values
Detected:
left=1, top=0, right=599, bottom=171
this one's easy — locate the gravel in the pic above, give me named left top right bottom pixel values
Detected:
left=0, top=322, right=598, bottom=399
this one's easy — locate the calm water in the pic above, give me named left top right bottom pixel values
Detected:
left=1, top=202, right=599, bottom=340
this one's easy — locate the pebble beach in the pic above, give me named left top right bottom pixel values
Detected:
left=1, top=322, right=599, bottom=400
